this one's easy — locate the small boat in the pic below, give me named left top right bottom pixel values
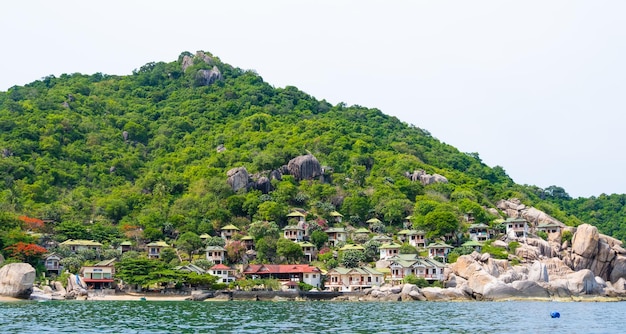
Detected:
left=140, top=296, right=147, bottom=301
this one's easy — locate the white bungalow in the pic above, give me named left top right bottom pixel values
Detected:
left=329, top=211, right=343, bottom=223
left=208, top=263, right=236, bottom=283
left=206, top=246, right=226, bottom=264
left=286, top=211, right=306, bottom=223
left=379, top=243, right=401, bottom=261
left=505, top=217, right=528, bottom=238
left=397, top=230, right=427, bottom=248
left=387, top=255, right=446, bottom=284
left=283, top=225, right=305, bottom=242
left=326, top=266, right=384, bottom=292
left=426, top=242, right=453, bottom=262
left=325, top=227, right=347, bottom=247
left=297, top=241, right=317, bottom=262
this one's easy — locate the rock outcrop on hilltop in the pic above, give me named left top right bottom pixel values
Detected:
left=0, top=263, right=36, bottom=299
left=404, top=170, right=448, bottom=185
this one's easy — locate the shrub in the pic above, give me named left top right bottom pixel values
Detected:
left=508, top=241, right=520, bottom=254
left=561, top=230, right=573, bottom=244
left=537, top=231, right=548, bottom=241
left=481, top=244, right=508, bottom=260
left=298, top=282, right=315, bottom=291
left=404, top=274, right=428, bottom=288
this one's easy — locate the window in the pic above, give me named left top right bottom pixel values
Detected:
left=305, top=274, right=309, bottom=278
left=312, top=274, right=316, bottom=278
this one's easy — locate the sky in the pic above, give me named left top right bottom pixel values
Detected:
left=1, top=1, right=625, bottom=198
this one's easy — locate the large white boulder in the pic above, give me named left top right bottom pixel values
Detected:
left=0, top=263, right=36, bottom=298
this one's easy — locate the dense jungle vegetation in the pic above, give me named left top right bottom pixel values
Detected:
left=0, top=50, right=624, bottom=257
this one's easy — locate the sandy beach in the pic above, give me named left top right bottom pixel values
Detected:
left=0, top=296, right=25, bottom=302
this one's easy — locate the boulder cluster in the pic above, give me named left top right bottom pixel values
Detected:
left=227, top=154, right=324, bottom=193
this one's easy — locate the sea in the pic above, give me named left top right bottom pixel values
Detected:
left=0, top=300, right=623, bottom=333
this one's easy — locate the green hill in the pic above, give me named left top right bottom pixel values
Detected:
left=0, top=50, right=623, bottom=248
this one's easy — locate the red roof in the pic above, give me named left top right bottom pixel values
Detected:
left=83, top=279, right=114, bottom=283
left=210, top=264, right=233, bottom=270
left=242, top=264, right=321, bottom=275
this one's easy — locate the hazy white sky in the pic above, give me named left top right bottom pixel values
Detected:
left=1, top=1, right=625, bottom=198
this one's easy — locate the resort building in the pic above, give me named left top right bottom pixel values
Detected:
left=387, top=254, right=446, bottom=284
left=283, top=225, right=305, bottom=242
left=241, top=235, right=255, bottom=251
left=325, top=227, right=347, bottom=247
left=379, top=243, right=401, bottom=261
left=208, top=264, right=237, bottom=283
left=397, top=230, right=427, bottom=248
left=426, top=242, right=453, bottom=262
left=43, top=253, right=63, bottom=276
left=220, top=224, right=240, bottom=241
left=59, top=239, right=103, bottom=254
left=536, top=223, right=561, bottom=235
left=325, top=266, right=384, bottom=292
left=329, top=211, right=343, bottom=223
left=146, top=241, right=170, bottom=259
left=297, top=241, right=317, bottom=262
left=206, top=245, right=226, bottom=264
left=468, top=223, right=490, bottom=242
left=241, top=264, right=322, bottom=288
left=461, top=240, right=483, bottom=252
left=505, top=218, right=528, bottom=238
left=80, top=258, right=116, bottom=290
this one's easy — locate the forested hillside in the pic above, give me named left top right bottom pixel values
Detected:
left=0, top=50, right=623, bottom=250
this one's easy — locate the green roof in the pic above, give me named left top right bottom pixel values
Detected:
left=366, top=218, right=382, bottom=224
left=462, top=240, right=483, bottom=247
left=93, top=258, right=116, bottom=266
left=505, top=217, right=527, bottom=223
left=199, top=233, right=211, bottom=239
left=60, top=239, right=103, bottom=247
left=326, top=227, right=346, bottom=233
left=469, top=223, right=489, bottom=229
left=371, top=235, right=392, bottom=241
left=353, top=228, right=370, bottom=234
left=287, top=211, right=306, bottom=217
left=146, top=241, right=170, bottom=247
left=297, top=241, right=315, bottom=248
left=379, top=243, right=401, bottom=249
left=206, top=245, right=225, bottom=251
left=330, top=211, right=343, bottom=217
left=426, top=242, right=453, bottom=249
left=330, top=266, right=383, bottom=276
left=339, top=244, right=365, bottom=251
left=240, top=235, right=254, bottom=240
left=537, top=223, right=561, bottom=228
left=221, top=224, right=240, bottom=231
left=283, top=225, right=304, bottom=230
left=119, top=241, right=132, bottom=246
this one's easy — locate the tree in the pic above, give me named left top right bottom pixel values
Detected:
left=3, top=242, right=47, bottom=265
left=363, top=239, right=381, bottom=262
left=177, top=232, right=203, bottom=261
left=418, top=209, right=460, bottom=239
left=248, top=220, right=280, bottom=241
left=255, top=237, right=277, bottom=263
left=225, top=240, right=246, bottom=263
left=205, top=236, right=225, bottom=247
left=310, top=230, right=328, bottom=250
left=159, top=247, right=178, bottom=264
left=341, top=249, right=366, bottom=268
left=276, top=238, right=304, bottom=263
left=115, top=257, right=165, bottom=289
left=399, top=243, right=418, bottom=254
left=60, top=256, right=84, bottom=273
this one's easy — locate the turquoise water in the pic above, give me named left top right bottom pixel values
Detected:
left=0, top=300, right=622, bottom=333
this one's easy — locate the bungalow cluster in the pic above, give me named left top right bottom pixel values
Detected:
left=40, top=210, right=557, bottom=293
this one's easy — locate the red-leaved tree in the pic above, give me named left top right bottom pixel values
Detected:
left=4, top=242, right=48, bottom=264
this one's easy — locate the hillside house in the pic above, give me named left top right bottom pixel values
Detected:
left=287, top=211, right=306, bottom=223
left=379, top=243, right=401, bottom=261
left=468, top=223, right=490, bottom=242
left=426, top=242, right=453, bottom=262
left=505, top=218, right=528, bottom=238
left=397, top=229, right=427, bottom=248
left=329, top=211, right=343, bottom=223
left=44, top=253, right=62, bottom=276
left=297, top=241, right=317, bottom=262
left=59, top=239, right=102, bottom=254
left=283, top=225, right=305, bottom=242
left=206, top=246, right=226, bottom=264
left=325, top=227, right=347, bottom=247
left=146, top=241, right=170, bottom=259
left=220, top=224, right=240, bottom=241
